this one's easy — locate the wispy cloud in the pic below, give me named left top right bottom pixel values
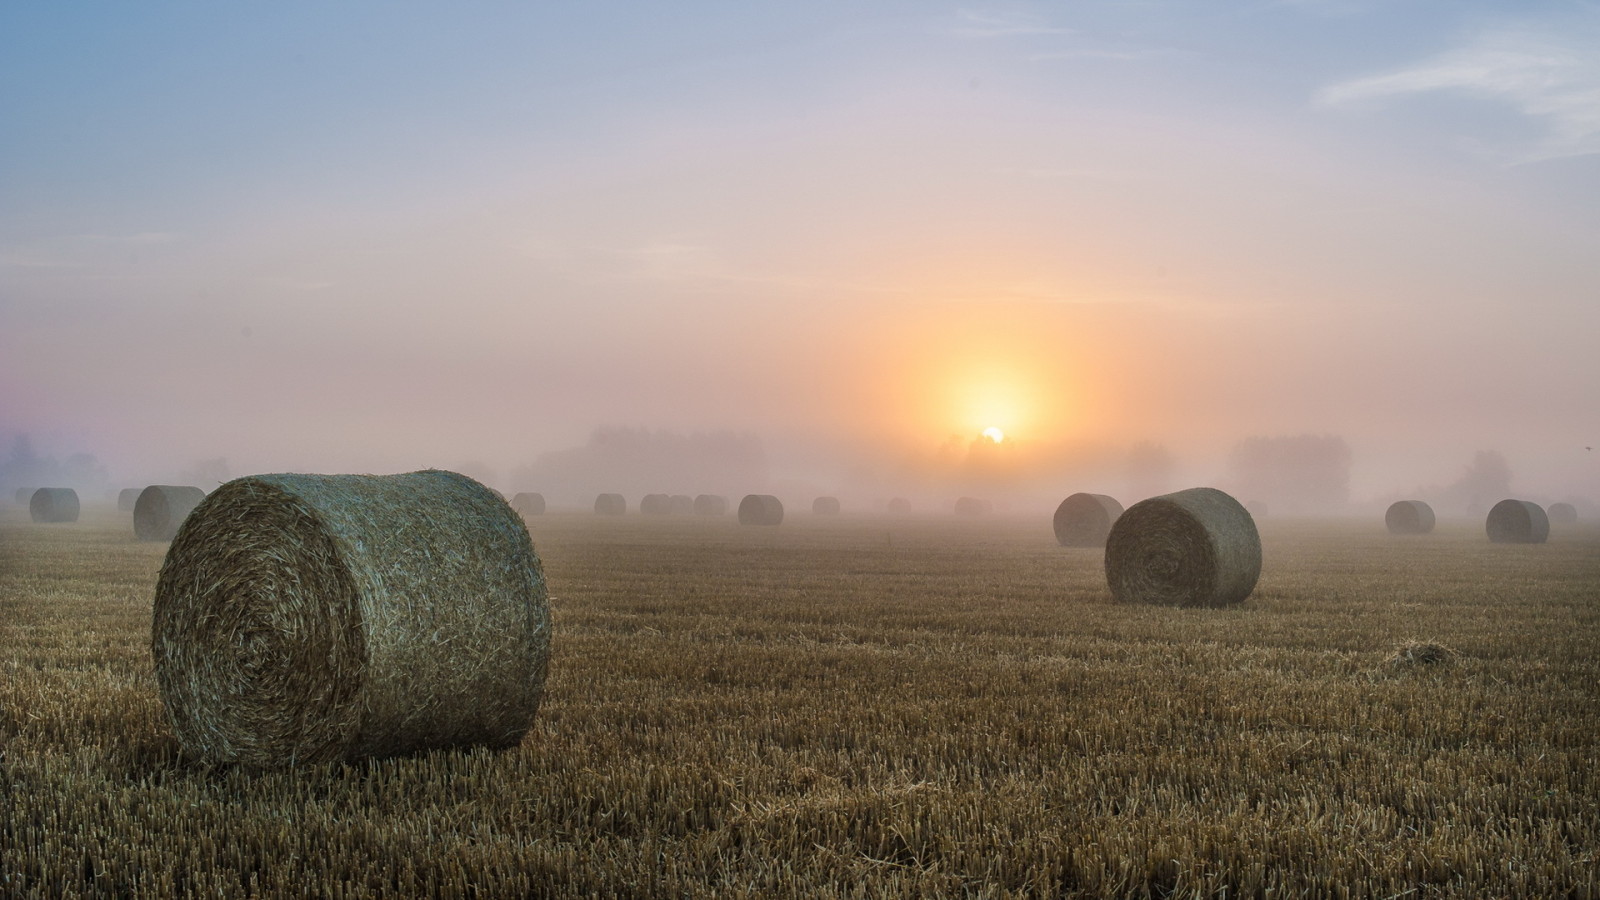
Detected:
left=1317, top=20, right=1600, bottom=162
left=945, top=9, right=1074, bottom=39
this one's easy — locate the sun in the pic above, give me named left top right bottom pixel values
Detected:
left=981, top=426, right=1005, bottom=444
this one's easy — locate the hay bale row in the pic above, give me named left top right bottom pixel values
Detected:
left=512, top=492, right=546, bottom=517
left=117, top=488, right=142, bottom=512
left=134, top=485, right=206, bottom=542
left=954, top=497, right=991, bottom=517
left=694, top=494, right=728, bottom=516
left=738, top=494, right=783, bottom=526
left=594, top=493, right=627, bottom=516
left=812, top=496, right=840, bottom=516
left=29, top=488, right=80, bottom=523
left=1105, top=487, right=1260, bottom=608
left=1486, top=499, right=1549, bottom=544
left=1547, top=502, right=1578, bottom=524
left=1053, top=493, right=1123, bottom=547
left=151, top=469, right=550, bottom=767
left=640, top=493, right=673, bottom=516
left=1384, top=500, right=1435, bottom=535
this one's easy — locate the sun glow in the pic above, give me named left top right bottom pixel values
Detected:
left=982, top=426, right=1005, bottom=443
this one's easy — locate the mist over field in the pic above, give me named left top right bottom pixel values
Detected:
left=3, top=3, right=1597, bottom=515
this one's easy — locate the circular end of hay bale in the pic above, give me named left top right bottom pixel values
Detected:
left=134, top=485, right=206, bottom=542
left=954, top=497, right=991, bottom=516
left=738, top=494, right=784, bottom=526
left=511, top=492, right=546, bottom=517
left=117, top=488, right=142, bottom=512
left=151, top=470, right=550, bottom=767
left=29, top=488, right=80, bottom=523
left=594, top=493, right=626, bottom=516
left=1104, top=487, right=1261, bottom=607
left=640, top=493, right=672, bottom=516
left=1485, top=499, right=1549, bottom=544
left=1547, top=502, right=1578, bottom=525
left=693, top=494, right=728, bottom=516
left=1384, top=500, right=1435, bottom=535
left=1053, top=493, right=1124, bottom=547
left=812, top=496, right=840, bottom=516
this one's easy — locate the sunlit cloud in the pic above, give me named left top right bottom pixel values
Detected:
left=944, top=9, right=1074, bottom=39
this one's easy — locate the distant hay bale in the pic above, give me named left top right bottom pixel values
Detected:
left=1104, top=487, right=1261, bottom=608
left=1053, top=493, right=1124, bottom=547
left=29, top=488, right=80, bottom=524
left=594, top=493, right=626, bottom=516
left=693, top=494, right=728, bottom=516
left=512, top=492, right=546, bottom=517
left=1384, top=500, right=1436, bottom=535
left=669, top=494, right=695, bottom=515
left=117, top=488, right=142, bottom=512
left=640, top=493, right=672, bottom=516
left=812, top=496, right=840, bottom=516
left=134, top=486, right=207, bottom=542
left=1485, top=499, right=1549, bottom=544
left=738, top=494, right=784, bottom=526
left=887, top=498, right=912, bottom=514
left=1547, top=502, right=1577, bottom=525
left=150, top=469, right=550, bottom=767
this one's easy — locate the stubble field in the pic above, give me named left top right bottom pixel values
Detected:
left=2, top=503, right=1597, bottom=898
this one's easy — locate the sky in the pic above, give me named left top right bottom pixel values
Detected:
left=3, top=1, right=1598, bottom=510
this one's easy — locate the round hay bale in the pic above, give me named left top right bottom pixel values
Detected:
left=669, top=494, right=695, bottom=515
left=812, top=496, right=840, bottom=516
left=1384, top=500, right=1436, bottom=535
left=693, top=494, right=727, bottom=516
left=887, top=498, right=912, bottom=514
left=1485, top=499, right=1549, bottom=544
left=1053, top=493, right=1124, bottom=547
left=117, top=488, right=142, bottom=512
left=738, top=494, right=784, bottom=526
left=1104, top=487, right=1261, bottom=608
left=1547, top=502, right=1577, bottom=525
left=150, top=469, right=550, bottom=767
left=512, top=492, right=546, bottom=517
left=640, top=493, right=672, bottom=516
left=134, top=485, right=207, bottom=542
left=29, top=488, right=80, bottom=523
left=594, top=493, right=626, bottom=516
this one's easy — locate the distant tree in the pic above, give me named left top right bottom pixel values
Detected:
left=1, top=434, right=108, bottom=493
left=180, top=457, right=232, bottom=488
left=1225, top=434, right=1352, bottom=514
left=1421, top=450, right=1512, bottom=516
left=1124, top=441, right=1175, bottom=502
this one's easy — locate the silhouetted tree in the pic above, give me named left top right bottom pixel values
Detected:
left=1224, top=434, right=1352, bottom=514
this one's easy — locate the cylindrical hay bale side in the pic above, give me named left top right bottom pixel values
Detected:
left=594, top=493, right=626, bottom=516
left=954, top=497, right=990, bottom=516
left=118, top=488, right=142, bottom=512
left=812, top=496, right=841, bottom=516
left=693, top=494, right=727, bottom=516
left=134, top=485, right=207, bottom=542
left=669, top=494, right=695, bottom=515
left=738, top=494, right=784, bottom=526
left=511, top=492, right=546, bottom=517
left=1105, top=487, right=1261, bottom=608
left=1054, top=493, right=1124, bottom=547
left=1547, top=502, right=1578, bottom=525
left=887, top=498, right=912, bottom=514
left=29, top=488, right=80, bottom=523
left=151, top=470, right=550, bottom=767
left=1384, top=500, right=1436, bottom=535
left=640, top=493, right=672, bottom=516
left=1485, top=499, right=1550, bottom=544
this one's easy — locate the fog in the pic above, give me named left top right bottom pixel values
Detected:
left=4, top=4, right=1597, bottom=517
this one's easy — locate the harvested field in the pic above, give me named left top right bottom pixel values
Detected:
left=3, top=506, right=1598, bottom=898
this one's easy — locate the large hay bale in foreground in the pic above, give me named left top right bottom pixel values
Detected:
left=134, top=485, right=206, bottom=542
left=954, top=497, right=991, bottom=517
left=640, top=493, right=672, bottom=516
left=512, top=492, right=546, bottom=517
left=1105, top=487, right=1261, bottom=608
left=669, top=494, right=695, bottom=515
left=738, top=494, right=784, bottom=526
left=151, top=469, right=550, bottom=767
left=1547, top=502, right=1578, bottom=525
left=1485, top=499, right=1549, bottom=544
left=117, top=488, right=142, bottom=512
left=693, top=494, right=727, bottom=516
left=29, top=488, right=80, bottom=523
left=1384, top=500, right=1436, bottom=535
left=1053, top=493, right=1123, bottom=547
left=594, top=493, right=626, bottom=516
left=812, top=496, right=840, bottom=516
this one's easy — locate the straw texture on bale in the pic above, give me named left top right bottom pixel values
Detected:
left=1384, top=500, right=1435, bottom=535
left=1053, top=493, right=1124, bottom=547
left=134, top=485, right=206, bottom=542
left=640, top=493, right=672, bottom=516
left=150, top=469, right=550, bottom=767
left=1104, top=487, right=1261, bottom=608
left=669, top=494, right=695, bottom=515
left=1485, top=499, right=1549, bottom=544
left=738, top=494, right=784, bottom=526
left=594, top=493, right=626, bottom=516
left=887, top=498, right=912, bottom=514
left=511, top=492, right=546, bottom=517
left=954, top=497, right=991, bottom=516
left=117, top=488, right=141, bottom=512
left=812, top=496, right=841, bottom=516
left=29, top=488, right=80, bottom=523
left=693, top=494, right=727, bottom=516
left=1547, top=502, right=1577, bottom=524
